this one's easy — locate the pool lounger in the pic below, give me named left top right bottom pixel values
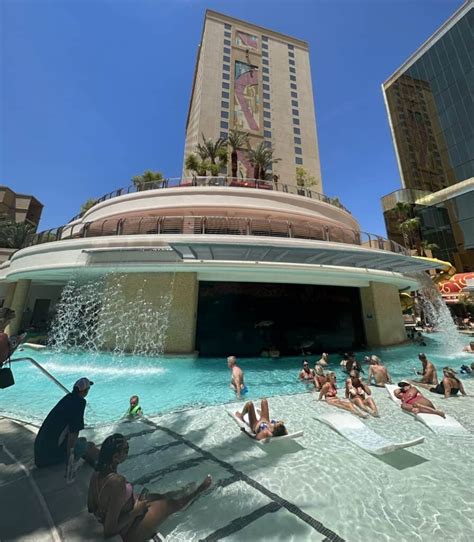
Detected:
left=315, top=412, right=424, bottom=455
left=385, top=384, right=469, bottom=435
left=21, top=343, right=47, bottom=350
left=227, top=410, right=303, bottom=444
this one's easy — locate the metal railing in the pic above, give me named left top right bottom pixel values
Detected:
left=10, top=357, right=69, bottom=394
left=25, top=215, right=409, bottom=255
left=69, top=176, right=352, bottom=221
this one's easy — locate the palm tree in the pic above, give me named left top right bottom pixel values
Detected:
left=80, top=198, right=97, bottom=215
left=419, top=239, right=439, bottom=257
left=227, top=129, right=249, bottom=178
left=0, top=214, right=34, bottom=249
left=185, top=154, right=210, bottom=177
left=131, top=170, right=164, bottom=191
left=399, top=217, right=421, bottom=252
left=197, top=134, right=228, bottom=166
left=247, top=142, right=281, bottom=180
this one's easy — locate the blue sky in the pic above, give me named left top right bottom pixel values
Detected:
left=2, top=0, right=463, bottom=233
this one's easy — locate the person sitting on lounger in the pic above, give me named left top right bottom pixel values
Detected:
left=345, top=370, right=379, bottom=416
left=313, top=364, right=327, bottom=391
left=88, top=433, right=212, bottom=541
left=318, top=372, right=368, bottom=418
left=394, top=381, right=445, bottom=417
left=235, top=399, right=287, bottom=440
left=367, top=356, right=392, bottom=387
left=426, top=367, right=466, bottom=398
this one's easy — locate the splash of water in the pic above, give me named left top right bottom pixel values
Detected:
left=49, top=274, right=174, bottom=356
left=415, top=272, right=463, bottom=354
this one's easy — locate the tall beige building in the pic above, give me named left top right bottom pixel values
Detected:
left=183, top=10, right=323, bottom=190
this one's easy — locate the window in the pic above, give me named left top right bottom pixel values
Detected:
left=223, top=72, right=230, bottom=80
left=292, top=108, right=299, bottom=116
left=223, top=64, right=230, bottom=72
left=262, top=35, right=268, bottom=41
left=262, top=57, right=269, bottom=65
left=262, top=42, right=268, bottom=49
left=264, top=130, right=272, bottom=138
left=289, top=67, right=296, bottom=74
left=220, top=120, right=229, bottom=129
left=293, top=127, right=300, bottom=135
left=221, top=101, right=229, bottom=109
left=222, top=91, right=229, bottom=99
left=291, top=100, right=298, bottom=107
left=220, top=131, right=228, bottom=139
left=223, top=55, right=230, bottom=63
left=263, top=75, right=270, bottom=82
left=224, top=23, right=231, bottom=30
left=263, top=83, right=270, bottom=91
left=295, top=147, right=302, bottom=154
left=262, top=67, right=269, bottom=74
left=263, top=92, right=270, bottom=100
left=290, top=83, right=297, bottom=90
left=224, top=31, right=231, bottom=38
left=224, top=39, right=231, bottom=46
left=263, top=101, right=270, bottom=109
left=288, top=44, right=294, bottom=50
left=224, top=47, right=231, bottom=54
left=291, top=91, right=298, bottom=98
left=288, top=51, right=294, bottom=58
left=264, top=120, right=272, bottom=128
left=262, top=50, right=268, bottom=58
left=294, top=137, right=301, bottom=145
left=264, top=110, right=271, bottom=118
left=295, top=157, right=303, bottom=165
left=289, top=59, right=295, bottom=66
left=221, top=110, right=229, bottom=119
left=293, top=118, right=300, bottom=125
left=222, top=82, right=230, bottom=89
left=290, top=75, right=296, bottom=81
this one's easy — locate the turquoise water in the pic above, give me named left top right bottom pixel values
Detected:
left=3, top=333, right=473, bottom=425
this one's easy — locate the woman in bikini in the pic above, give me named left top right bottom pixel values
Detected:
left=345, top=370, right=379, bottom=416
left=313, top=364, right=327, bottom=391
left=88, top=433, right=212, bottom=541
left=425, top=367, right=466, bottom=398
left=235, top=399, right=287, bottom=440
left=318, top=372, right=368, bottom=418
left=394, top=381, right=445, bottom=417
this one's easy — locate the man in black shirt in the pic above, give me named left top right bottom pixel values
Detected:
left=34, top=377, right=99, bottom=468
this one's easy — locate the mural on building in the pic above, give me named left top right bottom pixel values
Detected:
left=236, top=149, right=254, bottom=179
left=235, top=31, right=258, bottom=50
left=234, top=61, right=260, bottom=132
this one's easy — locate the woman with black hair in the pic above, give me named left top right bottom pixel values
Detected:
left=88, top=433, right=212, bottom=541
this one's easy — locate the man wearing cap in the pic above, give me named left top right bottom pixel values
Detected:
left=34, top=377, right=99, bottom=468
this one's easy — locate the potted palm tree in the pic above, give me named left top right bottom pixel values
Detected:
left=131, top=170, right=164, bottom=191
left=227, top=129, right=249, bottom=179
left=247, top=142, right=280, bottom=182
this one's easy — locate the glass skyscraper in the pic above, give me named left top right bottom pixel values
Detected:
left=381, top=1, right=474, bottom=272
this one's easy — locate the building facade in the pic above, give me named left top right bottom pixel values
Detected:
left=0, top=186, right=43, bottom=228
left=183, top=10, right=323, bottom=189
left=381, top=1, right=474, bottom=271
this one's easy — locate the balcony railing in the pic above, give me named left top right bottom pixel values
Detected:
left=25, top=215, right=409, bottom=255
left=69, top=176, right=352, bottom=221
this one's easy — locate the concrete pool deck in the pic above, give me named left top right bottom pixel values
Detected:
left=1, top=385, right=473, bottom=541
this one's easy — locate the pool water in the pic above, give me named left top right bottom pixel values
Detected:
left=3, top=333, right=473, bottom=424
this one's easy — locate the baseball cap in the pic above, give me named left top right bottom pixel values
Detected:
left=73, top=377, right=94, bottom=391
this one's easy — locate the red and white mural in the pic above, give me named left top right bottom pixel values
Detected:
left=234, top=61, right=260, bottom=132
left=235, top=31, right=258, bottom=51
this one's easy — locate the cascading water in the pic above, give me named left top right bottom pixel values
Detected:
left=49, top=274, right=174, bottom=356
left=415, top=271, right=463, bottom=353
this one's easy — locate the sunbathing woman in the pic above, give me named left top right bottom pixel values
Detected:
left=345, top=370, right=379, bottom=416
left=318, top=372, right=368, bottom=418
left=394, top=381, right=445, bottom=417
left=235, top=399, right=287, bottom=440
left=427, top=367, right=466, bottom=398
left=88, top=434, right=212, bottom=541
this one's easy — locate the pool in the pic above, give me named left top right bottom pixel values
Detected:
left=2, top=334, right=474, bottom=541
left=3, top=333, right=473, bottom=424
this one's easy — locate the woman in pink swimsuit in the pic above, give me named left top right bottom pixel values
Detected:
left=318, top=372, right=368, bottom=418
left=88, top=434, right=212, bottom=541
left=394, top=381, right=445, bottom=417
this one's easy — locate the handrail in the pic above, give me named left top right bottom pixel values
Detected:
left=10, top=357, right=69, bottom=395
left=69, top=175, right=352, bottom=222
left=24, top=214, right=410, bottom=255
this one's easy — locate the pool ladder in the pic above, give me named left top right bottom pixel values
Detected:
left=10, top=357, right=69, bottom=395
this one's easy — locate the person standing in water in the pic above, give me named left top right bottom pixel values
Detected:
left=125, top=395, right=143, bottom=418
left=227, top=355, right=246, bottom=399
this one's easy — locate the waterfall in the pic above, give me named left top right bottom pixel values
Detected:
left=49, top=274, right=174, bottom=355
left=415, top=272, right=463, bottom=353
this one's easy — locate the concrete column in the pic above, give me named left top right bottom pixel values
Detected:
left=5, top=279, right=31, bottom=336
left=99, top=272, right=198, bottom=354
left=360, top=282, right=405, bottom=347
left=3, top=282, right=17, bottom=308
